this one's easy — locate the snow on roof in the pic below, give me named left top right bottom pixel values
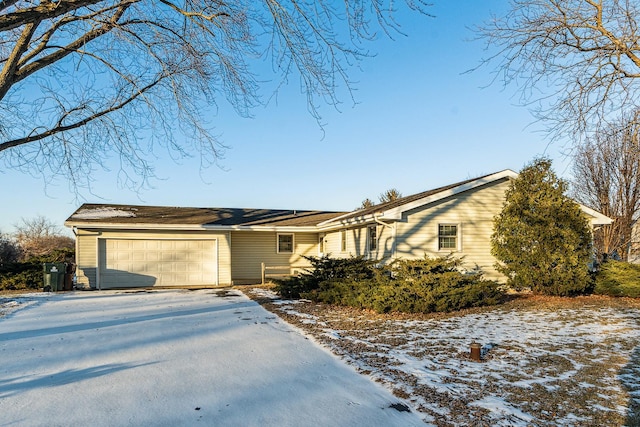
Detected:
left=71, top=206, right=137, bottom=220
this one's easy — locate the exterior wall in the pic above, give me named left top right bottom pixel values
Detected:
left=395, top=179, right=510, bottom=281
left=322, top=224, right=395, bottom=262
left=75, top=230, right=99, bottom=289
left=230, top=231, right=319, bottom=283
left=74, top=228, right=232, bottom=289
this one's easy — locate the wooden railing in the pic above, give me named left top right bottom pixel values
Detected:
left=261, top=263, right=309, bottom=284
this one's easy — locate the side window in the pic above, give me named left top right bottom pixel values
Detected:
left=319, top=235, right=325, bottom=254
left=277, top=234, right=294, bottom=253
left=368, top=226, right=377, bottom=251
left=341, top=230, right=347, bottom=252
left=438, top=224, right=458, bottom=251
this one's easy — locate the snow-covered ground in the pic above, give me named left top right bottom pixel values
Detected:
left=248, top=288, right=640, bottom=426
left=4, top=288, right=640, bottom=426
left=0, top=290, right=423, bottom=426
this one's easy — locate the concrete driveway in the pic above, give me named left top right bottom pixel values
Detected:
left=0, top=289, right=423, bottom=426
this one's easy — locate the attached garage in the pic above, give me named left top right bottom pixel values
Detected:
left=66, top=204, right=343, bottom=289
left=98, top=238, right=218, bottom=289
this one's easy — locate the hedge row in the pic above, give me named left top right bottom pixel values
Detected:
left=0, top=248, right=74, bottom=291
left=275, top=255, right=504, bottom=314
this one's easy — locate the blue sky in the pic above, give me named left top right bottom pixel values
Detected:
left=0, top=1, right=572, bottom=235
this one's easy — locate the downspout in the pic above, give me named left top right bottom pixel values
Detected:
left=374, top=214, right=396, bottom=261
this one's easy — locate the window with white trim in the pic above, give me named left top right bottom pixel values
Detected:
left=340, top=230, right=347, bottom=252
left=319, top=235, right=325, bottom=254
left=277, top=233, right=294, bottom=253
left=368, top=226, right=377, bottom=251
left=438, top=224, right=458, bottom=251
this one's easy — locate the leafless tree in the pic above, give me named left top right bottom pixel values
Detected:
left=379, top=188, right=402, bottom=203
left=1, top=1, right=430, bottom=192
left=478, top=0, right=640, bottom=142
left=572, top=112, right=640, bottom=260
left=14, top=215, right=74, bottom=260
left=0, top=231, right=20, bottom=263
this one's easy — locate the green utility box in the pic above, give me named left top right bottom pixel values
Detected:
left=43, top=263, right=66, bottom=292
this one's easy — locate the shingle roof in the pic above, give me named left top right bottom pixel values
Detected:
left=65, top=171, right=518, bottom=230
left=66, top=204, right=346, bottom=227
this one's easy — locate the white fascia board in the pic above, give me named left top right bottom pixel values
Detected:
left=579, top=205, right=614, bottom=225
left=65, top=221, right=320, bottom=233
left=316, top=209, right=370, bottom=227
left=65, top=221, right=211, bottom=231
left=221, top=225, right=320, bottom=233
left=383, top=169, right=518, bottom=220
left=317, top=214, right=379, bottom=231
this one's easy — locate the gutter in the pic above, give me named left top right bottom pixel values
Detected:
left=64, top=221, right=320, bottom=233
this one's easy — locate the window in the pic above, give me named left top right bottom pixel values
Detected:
left=368, top=226, right=377, bottom=251
left=277, top=234, right=294, bottom=253
left=340, top=230, right=347, bottom=252
left=438, top=224, right=458, bottom=250
left=319, top=235, right=325, bottom=254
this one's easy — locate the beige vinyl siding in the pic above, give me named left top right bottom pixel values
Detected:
left=231, top=231, right=318, bottom=283
left=372, top=224, right=395, bottom=261
left=75, top=231, right=99, bottom=289
left=395, top=179, right=509, bottom=281
left=74, top=229, right=232, bottom=288
left=321, top=232, right=341, bottom=257
left=323, top=225, right=394, bottom=261
left=323, top=228, right=364, bottom=258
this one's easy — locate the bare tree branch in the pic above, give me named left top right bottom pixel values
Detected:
left=0, top=0, right=431, bottom=195
left=0, top=0, right=105, bottom=32
left=572, top=111, right=640, bottom=260
left=477, top=0, right=640, bottom=142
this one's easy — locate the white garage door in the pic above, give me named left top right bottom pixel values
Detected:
left=99, top=239, right=218, bottom=288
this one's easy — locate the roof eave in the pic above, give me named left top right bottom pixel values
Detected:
left=579, top=205, right=614, bottom=226
left=65, top=221, right=321, bottom=233
left=319, top=169, right=518, bottom=228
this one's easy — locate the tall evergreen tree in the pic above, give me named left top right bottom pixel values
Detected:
left=491, top=158, right=593, bottom=296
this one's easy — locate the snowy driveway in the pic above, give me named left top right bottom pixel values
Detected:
left=0, top=289, right=423, bottom=426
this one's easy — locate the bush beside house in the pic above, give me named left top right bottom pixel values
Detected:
left=594, top=260, right=640, bottom=298
left=0, top=218, right=75, bottom=291
left=276, top=255, right=504, bottom=314
left=0, top=248, right=75, bottom=291
left=491, top=158, right=593, bottom=296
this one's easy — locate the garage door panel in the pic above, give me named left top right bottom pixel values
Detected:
left=99, top=239, right=218, bottom=288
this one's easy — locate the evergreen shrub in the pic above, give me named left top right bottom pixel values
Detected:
left=491, top=158, right=593, bottom=296
left=594, top=260, right=640, bottom=298
left=0, top=248, right=74, bottom=291
left=277, top=254, right=504, bottom=313
left=274, top=255, right=376, bottom=298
